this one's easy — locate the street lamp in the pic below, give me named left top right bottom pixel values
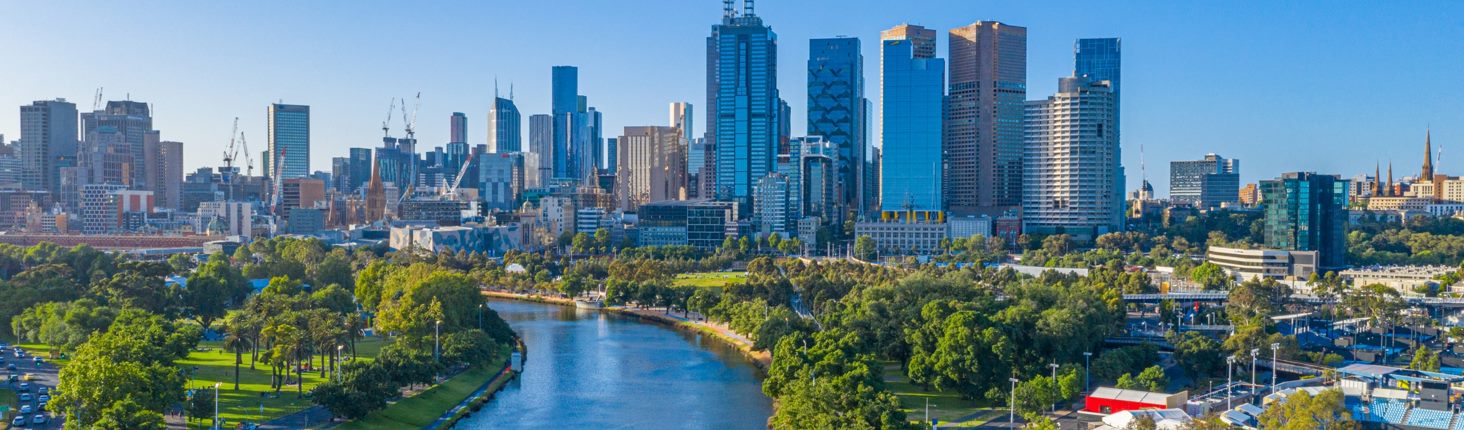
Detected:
left=434, top=320, right=443, bottom=364
left=1270, top=342, right=1280, bottom=393
left=478, top=304, right=485, bottom=330
left=1049, top=363, right=1060, bottom=413
left=1083, top=351, right=1093, bottom=393
left=1250, top=348, right=1259, bottom=395
left=1009, top=377, right=1020, bottom=427
left=1226, top=356, right=1236, bottom=409
left=336, top=345, right=345, bottom=383
left=213, top=382, right=222, bottom=430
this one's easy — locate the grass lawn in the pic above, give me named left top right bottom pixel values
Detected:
left=673, top=271, right=748, bottom=288
left=883, top=362, right=1000, bottom=428
left=174, top=337, right=386, bottom=428
left=14, top=343, right=68, bottom=367
left=337, top=345, right=510, bottom=430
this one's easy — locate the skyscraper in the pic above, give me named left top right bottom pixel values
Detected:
left=146, top=136, right=183, bottom=210
left=616, top=126, right=686, bottom=210
left=19, top=99, right=78, bottom=195
left=551, top=66, right=578, bottom=179
left=1261, top=172, right=1348, bottom=269
left=81, top=100, right=153, bottom=190
left=946, top=21, right=1026, bottom=215
left=1022, top=76, right=1122, bottom=241
left=267, top=103, right=311, bottom=180
left=880, top=24, right=945, bottom=212
left=488, top=96, right=521, bottom=153
left=527, top=114, right=553, bottom=188
left=450, top=112, right=468, bottom=144
left=1075, top=38, right=1121, bottom=123
left=808, top=36, right=867, bottom=217
left=708, top=1, right=780, bottom=215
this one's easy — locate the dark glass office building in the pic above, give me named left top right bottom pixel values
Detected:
left=1260, top=172, right=1349, bottom=269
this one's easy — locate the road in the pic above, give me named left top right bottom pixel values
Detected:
left=2, top=344, right=62, bottom=429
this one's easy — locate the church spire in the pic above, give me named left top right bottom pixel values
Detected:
left=1423, top=127, right=1435, bottom=180
left=1387, top=161, right=1395, bottom=197
left=1375, top=161, right=1382, bottom=196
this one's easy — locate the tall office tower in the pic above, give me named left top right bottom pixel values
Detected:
left=1022, top=76, right=1122, bottom=241
left=753, top=173, right=794, bottom=238
left=879, top=24, right=945, bottom=212
left=708, top=1, right=780, bottom=216
left=445, top=142, right=470, bottom=183
left=1261, top=172, right=1348, bottom=269
left=146, top=136, right=183, bottom=210
left=1075, top=38, right=1121, bottom=125
left=865, top=146, right=881, bottom=212
left=81, top=100, right=153, bottom=190
left=946, top=21, right=1026, bottom=215
left=527, top=114, right=553, bottom=188
left=450, top=112, right=468, bottom=145
left=488, top=96, right=521, bottom=153
left=79, top=125, right=133, bottom=186
left=775, top=136, right=806, bottom=227
left=808, top=36, right=867, bottom=217
left=331, top=157, right=350, bottom=192
left=344, top=148, right=372, bottom=193
left=604, top=137, right=618, bottom=174
left=20, top=99, right=78, bottom=195
left=266, top=103, right=311, bottom=180
left=801, top=138, right=836, bottom=222
left=1170, top=154, right=1240, bottom=208
left=551, top=66, right=578, bottom=179
left=581, top=104, right=604, bottom=178
left=615, top=126, right=686, bottom=210
left=688, top=137, right=709, bottom=198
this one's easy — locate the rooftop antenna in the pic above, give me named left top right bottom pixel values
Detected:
left=494, top=76, right=499, bottom=100
left=510, top=82, right=514, bottom=101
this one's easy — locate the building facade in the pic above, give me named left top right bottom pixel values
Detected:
left=1022, top=76, right=1123, bottom=241
left=527, top=114, right=553, bottom=188
left=880, top=24, right=946, bottom=213
left=616, top=126, right=686, bottom=210
left=637, top=200, right=735, bottom=250
left=1261, top=172, right=1348, bottom=270
left=266, top=103, right=311, bottom=180
left=708, top=3, right=781, bottom=216
left=1170, top=154, right=1240, bottom=208
left=488, top=97, right=521, bottom=153
left=81, top=101, right=153, bottom=190
left=946, top=21, right=1026, bottom=215
left=808, top=36, right=867, bottom=217
left=19, top=99, right=78, bottom=196
left=753, top=173, right=794, bottom=238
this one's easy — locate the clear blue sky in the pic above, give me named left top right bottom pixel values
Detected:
left=2, top=1, right=1461, bottom=195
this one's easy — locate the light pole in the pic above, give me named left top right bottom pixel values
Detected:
left=434, top=320, right=443, bottom=364
left=1009, top=377, right=1020, bottom=427
left=1270, top=342, right=1280, bottom=393
left=213, top=382, right=221, bottom=430
left=1226, top=356, right=1235, bottom=409
left=1049, top=363, right=1060, bottom=413
left=1250, top=348, right=1259, bottom=394
left=1083, top=351, right=1093, bottom=393
left=478, top=304, right=485, bottom=330
left=336, top=345, right=345, bottom=383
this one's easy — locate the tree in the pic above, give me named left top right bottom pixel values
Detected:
left=1170, top=331, right=1224, bottom=380
left=53, top=311, right=195, bottom=427
left=854, top=236, right=876, bottom=261
left=92, top=396, right=167, bottom=430
left=185, top=387, right=215, bottom=428
left=0, top=264, right=82, bottom=336
left=312, top=360, right=398, bottom=421
left=1410, top=346, right=1441, bottom=372
left=1256, top=389, right=1357, bottom=430
left=1188, top=262, right=1230, bottom=290
left=183, top=253, right=251, bottom=331
left=11, top=299, right=117, bottom=353
left=1135, top=365, right=1169, bottom=392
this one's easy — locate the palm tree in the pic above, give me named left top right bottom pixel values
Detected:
left=224, top=331, right=250, bottom=391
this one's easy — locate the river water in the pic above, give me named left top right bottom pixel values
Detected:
left=455, top=299, right=773, bottom=429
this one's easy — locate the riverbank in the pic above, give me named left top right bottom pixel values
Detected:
left=482, top=290, right=771, bottom=371
left=337, top=344, right=514, bottom=430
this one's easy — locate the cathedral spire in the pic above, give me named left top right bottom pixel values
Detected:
left=1423, top=127, right=1435, bottom=180
left=1387, top=161, right=1395, bottom=197
left=1375, top=161, right=1382, bottom=196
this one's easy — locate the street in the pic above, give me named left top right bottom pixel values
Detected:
left=2, top=345, right=62, bottom=430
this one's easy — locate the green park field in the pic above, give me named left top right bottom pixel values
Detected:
left=882, top=362, right=999, bottom=428
left=673, top=271, right=748, bottom=288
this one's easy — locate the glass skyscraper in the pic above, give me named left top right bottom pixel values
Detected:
left=807, top=36, right=866, bottom=218
left=1075, top=38, right=1121, bottom=119
left=879, top=24, right=945, bottom=212
left=488, top=96, right=521, bottom=153
left=1261, top=172, right=1349, bottom=269
left=551, top=66, right=577, bottom=180
left=267, top=103, right=310, bottom=180
left=708, top=3, right=779, bottom=216
left=20, top=99, right=78, bottom=196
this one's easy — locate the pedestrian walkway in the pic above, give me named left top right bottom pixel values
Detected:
left=424, top=366, right=512, bottom=430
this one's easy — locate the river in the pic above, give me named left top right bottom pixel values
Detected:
left=455, top=298, right=774, bottom=429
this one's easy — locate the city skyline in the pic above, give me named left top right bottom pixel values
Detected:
left=3, top=1, right=1463, bottom=195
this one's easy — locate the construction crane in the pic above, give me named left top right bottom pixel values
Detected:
left=397, top=93, right=422, bottom=206
left=272, top=148, right=286, bottom=216
left=221, top=117, right=240, bottom=171
left=239, top=132, right=254, bottom=177
left=381, top=97, right=396, bottom=138
left=92, top=87, right=103, bottom=111
left=447, top=153, right=475, bottom=198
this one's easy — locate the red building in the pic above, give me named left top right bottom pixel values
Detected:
left=1084, top=387, right=1188, bottom=414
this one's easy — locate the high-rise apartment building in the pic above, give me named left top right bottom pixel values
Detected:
left=450, top=112, right=468, bottom=144
left=1022, top=76, right=1122, bottom=241
left=946, top=21, right=1026, bottom=215
left=266, top=103, right=311, bottom=180
left=615, top=126, right=686, bottom=210
left=800, top=137, right=836, bottom=222
left=488, top=97, right=521, bottom=153
left=1261, top=172, right=1348, bottom=269
left=81, top=101, right=152, bottom=190
left=808, top=36, right=867, bottom=217
left=708, top=2, right=781, bottom=216
left=146, top=136, right=183, bottom=210
left=1170, top=154, right=1240, bottom=208
left=880, top=24, right=945, bottom=212
left=20, top=99, right=79, bottom=194
left=527, top=114, right=553, bottom=188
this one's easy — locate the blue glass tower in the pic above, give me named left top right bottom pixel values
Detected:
left=708, top=2, right=779, bottom=216
left=879, top=25, right=945, bottom=212
left=267, top=103, right=310, bottom=179
left=808, top=36, right=866, bottom=217
left=551, top=66, right=578, bottom=180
